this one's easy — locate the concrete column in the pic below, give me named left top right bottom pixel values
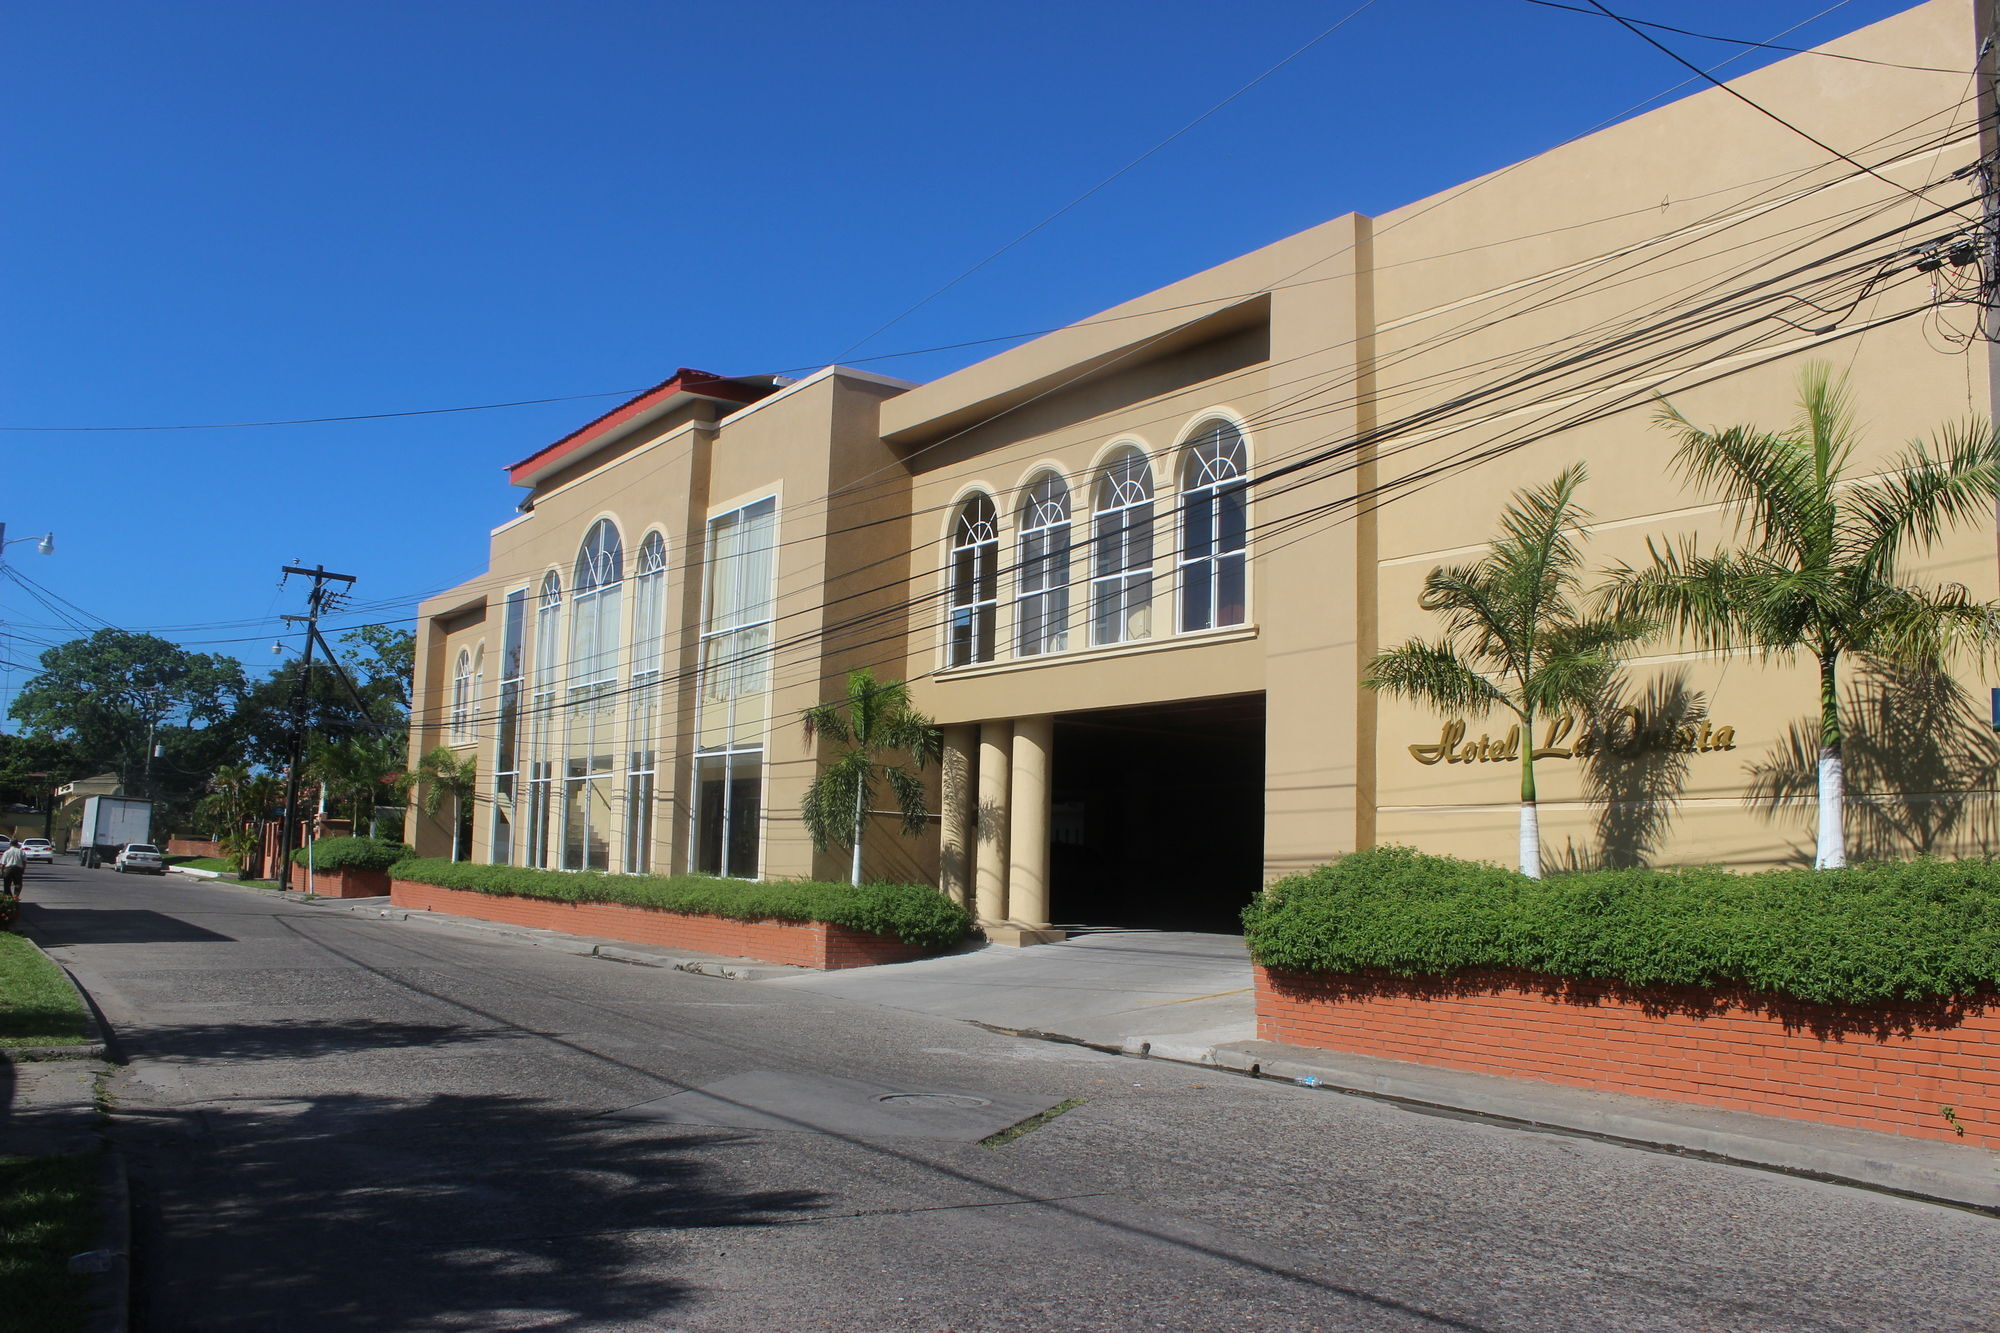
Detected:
left=1007, top=716, right=1054, bottom=929
left=974, top=722, right=1011, bottom=924
left=938, top=725, right=975, bottom=908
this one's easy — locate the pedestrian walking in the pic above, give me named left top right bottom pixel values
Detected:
left=1, top=839, right=25, bottom=897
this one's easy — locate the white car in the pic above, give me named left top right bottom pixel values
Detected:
left=114, top=843, right=166, bottom=874
left=17, top=838, right=53, bottom=863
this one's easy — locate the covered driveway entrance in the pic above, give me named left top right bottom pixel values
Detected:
left=1049, top=693, right=1265, bottom=933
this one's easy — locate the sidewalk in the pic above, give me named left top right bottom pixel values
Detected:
left=291, top=891, right=2000, bottom=1213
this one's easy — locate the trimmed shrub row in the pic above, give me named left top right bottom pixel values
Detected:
left=292, top=837, right=414, bottom=873
left=1242, top=846, right=2000, bottom=1007
left=391, top=858, right=972, bottom=951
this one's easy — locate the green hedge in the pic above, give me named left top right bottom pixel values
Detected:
left=292, top=837, right=413, bottom=873
left=1242, top=846, right=2000, bottom=1007
left=390, top=858, right=972, bottom=951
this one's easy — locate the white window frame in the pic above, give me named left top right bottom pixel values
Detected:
left=1178, top=421, right=1249, bottom=634
left=947, top=494, right=999, bottom=667
left=1091, top=448, right=1154, bottom=646
left=692, top=496, right=777, bottom=879
left=1015, top=473, right=1071, bottom=658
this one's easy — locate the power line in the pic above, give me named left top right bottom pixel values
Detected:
left=1517, top=0, right=1971, bottom=75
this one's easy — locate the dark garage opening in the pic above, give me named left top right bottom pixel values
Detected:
left=1048, top=693, right=1265, bottom=933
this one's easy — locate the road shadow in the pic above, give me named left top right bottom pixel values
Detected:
left=20, top=903, right=236, bottom=945
left=121, top=1016, right=509, bottom=1064
left=118, top=1087, right=824, bottom=1331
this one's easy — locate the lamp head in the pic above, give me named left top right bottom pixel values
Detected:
left=35, top=533, right=52, bottom=556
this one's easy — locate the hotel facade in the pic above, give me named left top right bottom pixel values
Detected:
left=410, top=0, right=2000, bottom=938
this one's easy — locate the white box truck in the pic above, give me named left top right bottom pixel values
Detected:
left=77, top=795, right=153, bottom=869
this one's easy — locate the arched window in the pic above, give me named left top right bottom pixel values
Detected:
left=1016, top=474, right=1071, bottom=657
left=450, top=649, right=472, bottom=743
left=1091, top=449, right=1154, bottom=645
left=1179, top=420, right=1248, bottom=632
left=947, top=494, right=998, bottom=667
left=525, top=572, right=562, bottom=868
left=564, top=520, right=624, bottom=871
left=625, top=532, right=667, bottom=873
left=471, top=644, right=485, bottom=723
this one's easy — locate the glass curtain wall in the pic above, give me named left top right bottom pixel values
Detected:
left=563, top=520, right=624, bottom=871
left=1091, top=449, right=1154, bottom=645
left=524, top=572, right=561, bottom=868
left=693, top=497, right=776, bottom=878
left=1179, top=420, right=1249, bottom=632
left=490, top=589, right=527, bottom=864
left=624, top=532, right=667, bottom=873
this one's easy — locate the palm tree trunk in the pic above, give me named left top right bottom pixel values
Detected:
left=1518, top=710, right=1542, bottom=879
left=850, top=780, right=865, bottom=887
left=1815, top=652, right=1845, bottom=870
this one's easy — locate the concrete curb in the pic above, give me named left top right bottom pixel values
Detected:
left=1, top=935, right=110, bottom=1062
left=1141, top=1034, right=2000, bottom=1215
left=166, top=865, right=223, bottom=881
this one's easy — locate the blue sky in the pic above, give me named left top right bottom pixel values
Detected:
left=0, top=0, right=1927, bottom=706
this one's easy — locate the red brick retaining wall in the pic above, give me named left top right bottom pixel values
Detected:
left=167, top=838, right=223, bottom=858
left=1256, top=966, right=2000, bottom=1148
left=389, top=880, right=934, bottom=970
left=306, top=866, right=391, bottom=899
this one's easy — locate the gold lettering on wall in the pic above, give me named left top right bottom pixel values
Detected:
left=1408, top=713, right=1737, bottom=765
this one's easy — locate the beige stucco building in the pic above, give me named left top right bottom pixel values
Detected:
left=411, top=0, right=2000, bottom=937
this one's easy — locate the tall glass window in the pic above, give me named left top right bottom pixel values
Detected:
left=1179, top=420, right=1248, bottom=632
left=947, top=494, right=998, bottom=667
left=625, top=531, right=667, bottom=874
left=1092, top=449, right=1154, bottom=645
left=693, top=497, right=776, bottom=878
left=525, top=572, right=561, bottom=869
left=563, top=520, right=623, bottom=872
left=1015, top=473, right=1071, bottom=657
left=449, top=650, right=472, bottom=743
left=491, top=591, right=527, bottom=865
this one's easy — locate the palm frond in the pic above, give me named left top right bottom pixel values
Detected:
left=1655, top=402, right=1821, bottom=564
left=1844, top=420, right=2000, bottom=583
left=1365, top=640, right=1511, bottom=717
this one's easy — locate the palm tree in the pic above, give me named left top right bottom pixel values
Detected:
left=1603, top=363, right=2000, bottom=869
left=398, top=746, right=478, bottom=862
left=309, top=733, right=404, bottom=834
left=1365, top=463, right=1647, bottom=877
left=800, top=669, right=941, bottom=886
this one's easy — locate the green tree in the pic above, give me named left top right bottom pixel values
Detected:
left=800, top=669, right=941, bottom=886
left=1603, top=364, right=2000, bottom=869
left=398, top=745, right=477, bottom=862
left=8, top=631, right=246, bottom=781
left=339, top=625, right=416, bottom=713
left=1365, top=464, right=1647, bottom=877
left=0, top=732, right=85, bottom=810
left=9, top=630, right=248, bottom=827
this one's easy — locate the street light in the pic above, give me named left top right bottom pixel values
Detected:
left=0, top=523, right=54, bottom=556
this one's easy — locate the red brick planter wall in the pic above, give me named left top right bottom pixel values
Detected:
left=306, top=866, right=391, bottom=899
left=1256, top=965, right=2000, bottom=1148
left=168, top=838, right=224, bottom=858
left=389, top=880, right=934, bottom=970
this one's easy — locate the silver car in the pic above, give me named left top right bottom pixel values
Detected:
left=114, top=843, right=166, bottom=874
left=17, top=838, right=53, bottom=863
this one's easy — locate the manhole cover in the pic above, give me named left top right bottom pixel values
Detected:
left=876, top=1092, right=991, bottom=1109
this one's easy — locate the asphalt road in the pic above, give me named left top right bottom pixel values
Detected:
left=18, top=860, right=2000, bottom=1332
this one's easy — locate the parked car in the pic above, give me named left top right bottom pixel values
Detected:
left=17, top=838, right=53, bottom=863
left=114, top=843, right=166, bottom=874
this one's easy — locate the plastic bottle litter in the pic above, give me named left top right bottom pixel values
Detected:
left=1295, top=1074, right=1322, bottom=1088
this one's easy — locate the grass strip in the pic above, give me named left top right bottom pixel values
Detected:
left=0, top=934, right=89, bottom=1049
left=0, top=1153, right=100, bottom=1333
left=980, top=1098, right=1087, bottom=1149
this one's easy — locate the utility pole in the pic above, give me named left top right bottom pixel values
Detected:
left=274, top=564, right=355, bottom=891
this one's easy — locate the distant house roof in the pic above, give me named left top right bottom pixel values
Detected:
left=505, top=368, right=785, bottom=489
